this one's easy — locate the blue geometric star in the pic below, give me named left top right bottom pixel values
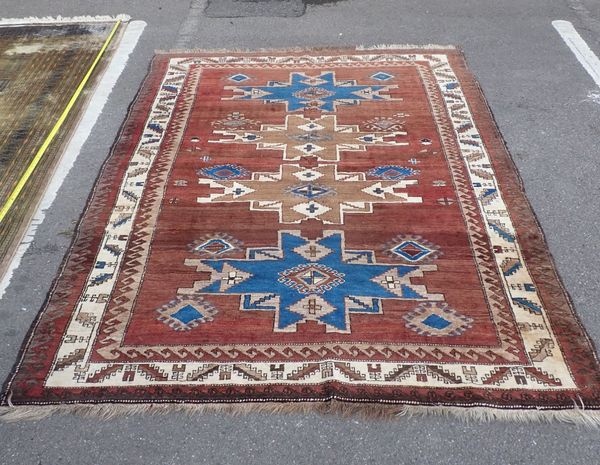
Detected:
left=186, top=231, right=440, bottom=333
left=230, top=71, right=392, bottom=112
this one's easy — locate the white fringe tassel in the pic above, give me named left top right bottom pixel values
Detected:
left=356, top=43, right=456, bottom=50
left=0, top=15, right=130, bottom=26
left=1, top=401, right=599, bottom=426
left=158, top=44, right=457, bottom=55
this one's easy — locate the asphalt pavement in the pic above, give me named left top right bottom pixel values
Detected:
left=1, top=0, right=600, bottom=464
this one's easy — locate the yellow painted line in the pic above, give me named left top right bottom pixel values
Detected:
left=0, top=19, right=122, bottom=224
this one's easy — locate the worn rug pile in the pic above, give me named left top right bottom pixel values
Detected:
left=2, top=47, right=599, bottom=422
left=0, top=17, right=123, bottom=277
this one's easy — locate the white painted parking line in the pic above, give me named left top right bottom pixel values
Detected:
left=0, top=20, right=146, bottom=300
left=553, top=20, right=600, bottom=88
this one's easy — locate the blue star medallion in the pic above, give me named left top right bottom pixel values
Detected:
left=227, top=71, right=395, bottom=112
left=179, top=231, right=442, bottom=333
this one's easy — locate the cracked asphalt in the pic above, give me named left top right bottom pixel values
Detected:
left=1, top=0, right=600, bottom=463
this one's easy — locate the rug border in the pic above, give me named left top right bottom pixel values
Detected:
left=448, top=49, right=600, bottom=388
left=1, top=45, right=599, bottom=419
left=461, top=53, right=600, bottom=374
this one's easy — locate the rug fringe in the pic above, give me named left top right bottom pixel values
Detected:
left=0, top=15, right=130, bottom=26
left=356, top=44, right=456, bottom=50
left=155, top=44, right=456, bottom=55
left=155, top=46, right=352, bottom=54
left=1, top=401, right=599, bottom=426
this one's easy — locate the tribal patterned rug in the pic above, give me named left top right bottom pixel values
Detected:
left=2, top=47, right=600, bottom=422
left=0, top=18, right=122, bottom=278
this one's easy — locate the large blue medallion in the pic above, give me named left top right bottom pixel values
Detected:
left=227, top=71, right=395, bottom=112
left=179, top=231, right=442, bottom=333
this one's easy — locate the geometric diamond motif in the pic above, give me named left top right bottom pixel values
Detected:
left=228, top=73, right=250, bottom=82
left=403, top=302, right=473, bottom=337
left=384, top=234, right=441, bottom=264
left=189, top=233, right=242, bottom=258
left=156, top=297, right=217, bottom=331
left=286, top=183, right=335, bottom=200
left=371, top=71, right=394, bottom=81
left=194, top=239, right=233, bottom=255
left=362, top=113, right=408, bottom=132
left=278, top=263, right=345, bottom=294
left=172, top=305, right=204, bottom=324
left=368, top=165, right=419, bottom=180
left=392, top=240, right=432, bottom=262
left=211, top=112, right=261, bottom=131
left=421, top=313, right=451, bottom=329
left=198, top=164, right=249, bottom=180
left=292, top=240, right=333, bottom=262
